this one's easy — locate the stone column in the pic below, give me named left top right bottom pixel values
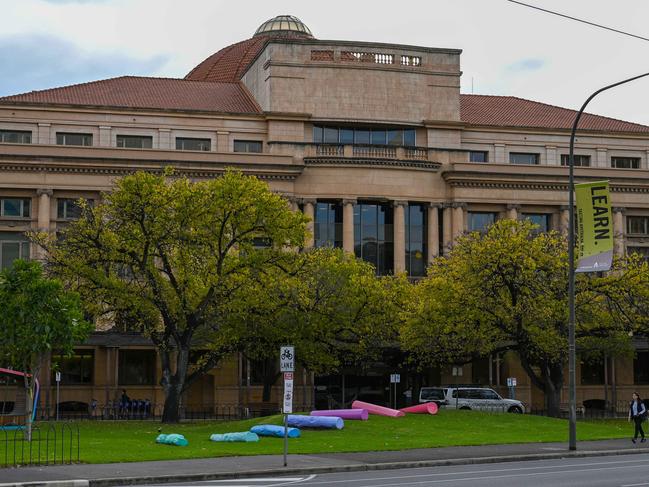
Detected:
left=393, top=201, right=407, bottom=274
left=451, top=202, right=467, bottom=240
left=36, top=188, right=53, bottom=260
left=560, top=205, right=570, bottom=235
left=442, top=204, right=453, bottom=253
left=302, top=199, right=316, bottom=249
left=507, top=204, right=521, bottom=221
left=342, top=199, right=356, bottom=254
left=427, top=203, right=441, bottom=262
left=613, top=207, right=626, bottom=256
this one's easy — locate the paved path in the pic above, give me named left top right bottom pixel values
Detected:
left=3, top=438, right=649, bottom=486
left=131, top=454, right=649, bottom=487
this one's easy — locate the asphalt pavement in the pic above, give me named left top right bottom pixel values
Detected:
left=127, top=454, right=649, bottom=487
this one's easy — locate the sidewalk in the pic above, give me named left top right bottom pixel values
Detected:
left=2, top=438, right=648, bottom=487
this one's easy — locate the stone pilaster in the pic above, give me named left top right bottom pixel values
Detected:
left=35, top=188, right=53, bottom=260
left=560, top=205, right=570, bottom=235
left=442, top=204, right=453, bottom=253
left=451, top=202, right=467, bottom=240
left=507, top=204, right=521, bottom=221
left=393, top=200, right=407, bottom=274
left=427, top=203, right=441, bottom=262
left=342, top=199, right=356, bottom=254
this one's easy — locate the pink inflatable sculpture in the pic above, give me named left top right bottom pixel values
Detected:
left=400, top=402, right=439, bottom=415
left=351, top=400, right=405, bottom=417
left=310, top=409, right=369, bottom=420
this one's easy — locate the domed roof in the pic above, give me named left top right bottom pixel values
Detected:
left=254, top=15, right=313, bottom=38
left=186, top=15, right=315, bottom=83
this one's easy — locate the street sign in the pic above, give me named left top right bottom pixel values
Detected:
left=280, top=346, right=295, bottom=372
left=283, top=373, right=294, bottom=414
left=390, top=374, right=400, bottom=384
left=55, top=371, right=61, bottom=383
left=507, top=377, right=517, bottom=387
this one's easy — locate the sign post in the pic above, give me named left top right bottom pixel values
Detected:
left=506, top=377, right=517, bottom=400
left=280, top=346, right=294, bottom=467
left=55, top=371, right=61, bottom=421
left=390, top=374, right=400, bottom=409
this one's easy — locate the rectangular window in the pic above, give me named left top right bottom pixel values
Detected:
left=580, top=359, right=604, bottom=385
left=628, top=216, right=649, bottom=236
left=370, top=129, right=386, bottom=145
left=116, top=135, right=153, bottom=149
left=1, top=198, right=31, bottom=218
left=313, top=126, right=323, bottom=143
left=403, top=129, right=416, bottom=146
left=509, top=152, right=539, bottom=165
left=0, top=232, right=30, bottom=270
left=354, top=202, right=394, bottom=276
left=340, top=128, right=354, bottom=144
left=233, top=140, right=263, bottom=153
left=323, top=127, right=338, bottom=144
left=469, top=151, right=488, bottom=163
left=468, top=212, right=496, bottom=233
left=0, top=130, right=31, bottom=144
left=52, top=349, right=94, bottom=384
left=406, top=203, right=427, bottom=277
left=57, top=198, right=91, bottom=220
left=560, top=154, right=590, bottom=167
left=635, top=351, right=649, bottom=385
left=314, top=201, right=343, bottom=248
left=611, top=157, right=640, bottom=169
left=175, top=137, right=211, bottom=151
left=56, top=132, right=93, bottom=146
left=522, top=213, right=551, bottom=233
left=354, top=129, right=370, bottom=145
left=118, top=350, right=156, bottom=385
left=387, top=129, right=402, bottom=146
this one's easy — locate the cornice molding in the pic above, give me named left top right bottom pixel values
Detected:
left=446, top=178, right=649, bottom=194
left=304, top=156, right=441, bottom=171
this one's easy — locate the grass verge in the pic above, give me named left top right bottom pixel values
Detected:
left=0, top=410, right=631, bottom=465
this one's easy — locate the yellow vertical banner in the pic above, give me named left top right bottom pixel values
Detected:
left=575, top=180, right=613, bottom=273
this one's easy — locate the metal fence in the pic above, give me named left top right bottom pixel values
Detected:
left=35, top=403, right=309, bottom=421
left=1, top=422, right=80, bottom=468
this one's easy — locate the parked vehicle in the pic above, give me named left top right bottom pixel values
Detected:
left=418, top=387, right=448, bottom=407
left=444, top=387, right=524, bottom=413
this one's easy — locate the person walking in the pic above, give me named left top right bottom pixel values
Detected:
left=629, top=392, right=647, bottom=443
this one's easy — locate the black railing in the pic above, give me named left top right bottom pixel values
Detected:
left=1, top=422, right=80, bottom=468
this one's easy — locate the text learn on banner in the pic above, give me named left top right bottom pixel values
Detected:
left=575, top=180, right=613, bottom=273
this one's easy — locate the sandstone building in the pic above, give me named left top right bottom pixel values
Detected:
left=1, top=15, right=648, bottom=416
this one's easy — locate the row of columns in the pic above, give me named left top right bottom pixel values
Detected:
left=295, top=199, right=629, bottom=272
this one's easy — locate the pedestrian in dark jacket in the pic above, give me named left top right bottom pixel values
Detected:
left=629, top=392, right=647, bottom=443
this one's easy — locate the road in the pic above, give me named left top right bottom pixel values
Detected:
left=132, top=453, right=649, bottom=486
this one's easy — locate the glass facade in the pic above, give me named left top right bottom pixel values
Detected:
left=468, top=212, right=496, bottom=233
left=354, top=202, right=393, bottom=275
left=406, top=203, right=427, bottom=277
left=314, top=201, right=343, bottom=248
left=313, top=125, right=416, bottom=146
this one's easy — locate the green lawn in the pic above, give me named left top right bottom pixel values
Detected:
left=1, top=411, right=631, bottom=465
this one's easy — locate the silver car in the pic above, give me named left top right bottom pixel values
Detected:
left=444, top=387, right=525, bottom=413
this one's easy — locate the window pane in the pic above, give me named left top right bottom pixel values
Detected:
left=323, top=127, right=339, bottom=143
left=117, top=135, right=153, bottom=149
left=403, top=129, right=416, bottom=146
left=313, top=126, right=323, bottom=143
left=371, top=129, right=386, bottom=145
left=580, top=359, right=604, bottom=385
left=1, top=242, right=20, bottom=270
left=56, top=133, right=92, bottom=146
left=118, top=350, right=156, bottom=385
left=509, top=153, right=539, bottom=165
left=176, top=138, right=211, bottom=151
left=387, top=130, right=402, bottom=146
left=233, top=140, right=262, bottom=153
left=53, top=350, right=94, bottom=384
left=340, top=129, right=354, bottom=144
left=627, top=216, right=649, bottom=235
left=468, top=212, right=496, bottom=232
left=355, top=129, right=370, bottom=144
left=523, top=213, right=550, bottom=233
left=635, top=352, right=649, bottom=385
left=611, top=157, right=640, bottom=169
left=2, top=198, right=22, bottom=217
left=0, top=130, right=32, bottom=144
left=560, top=154, right=590, bottom=167
left=469, top=151, right=488, bottom=162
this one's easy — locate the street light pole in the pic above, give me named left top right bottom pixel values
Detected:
left=568, top=72, right=649, bottom=451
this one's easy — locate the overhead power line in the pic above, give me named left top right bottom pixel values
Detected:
left=506, top=0, right=649, bottom=43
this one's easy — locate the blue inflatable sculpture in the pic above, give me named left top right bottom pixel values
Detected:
left=210, top=431, right=259, bottom=442
left=250, top=424, right=301, bottom=438
left=155, top=433, right=188, bottom=446
left=287, top=414, right=344, bottom=429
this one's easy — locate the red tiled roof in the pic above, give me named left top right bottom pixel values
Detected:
left=0, top=76, right=261, bottom=114
left=460, top=94, right=649, bottom=133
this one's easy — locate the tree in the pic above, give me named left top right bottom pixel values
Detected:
left=0, top=260, right=91, bottom=439
left=402, top=219, right=649, bottom=416
left=33, top=170, right=307, bottom=423
left=219, top=247, right=408, bottom=402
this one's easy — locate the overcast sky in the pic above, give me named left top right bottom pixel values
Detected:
left=1, top=0, right=648, bottom=124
